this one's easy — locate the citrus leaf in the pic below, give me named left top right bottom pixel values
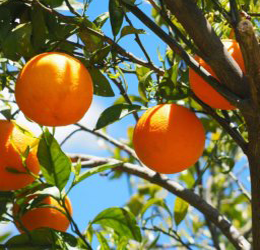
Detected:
left=30, top=5, right=48, bottom=50
left=96, top=232, right=110, bottom=250
left=109, top=0, right=124, bottom=37
left=91, top=45, right=111, bottom=64
left=92, top=207, right=142, bottom=242
left=0, top=108, right=11, bottom=120
left=95, top=104, right=142, bottom=130
left=120, top=25, right=146, bottom=39
left=41, top=0, right=64, bottom=8
left=37, top=129, right=71, bottom=191
left=138, top=71, right=153, bottom=102
left=174, top=197, right=189, bottom=226
left=2, top=23, right=35, bottom=60
left=5, top=229, right=77, bottom=250
left=93, top=12, right=109, bottom=28
left=88, top=68, right=115, bottom=97
left=74, top=162, right=121, bottom=185
left=140, top=198, right=172, bottom=218
left=55, top=0, right=83, bottom=10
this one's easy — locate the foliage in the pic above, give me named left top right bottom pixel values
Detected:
left=0, top=0, right=259, bottom=249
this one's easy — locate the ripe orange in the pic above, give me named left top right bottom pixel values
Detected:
left=189, top=39, right=245, bottom=110
left=133, top=104, right=205, bottom=174
left=0, top=120, right=40, bottom=191
left=15, top=52, right=93, bottom=127
left=13, top=194, right=72, bottom=233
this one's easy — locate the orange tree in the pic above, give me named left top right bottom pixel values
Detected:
left=0, top=0, right=259, bottom=249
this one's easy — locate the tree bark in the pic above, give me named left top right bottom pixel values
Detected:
left=163, top=0, right=250, bottom=102
left=245, top=119, right=260, bottom=250
left=68, top=153, right=251, bottom=250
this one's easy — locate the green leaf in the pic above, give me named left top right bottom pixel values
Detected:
left=79, top=23, right=104, bottom=54
left=2, top=22, right=35, bottom=60
left=147, top=233, right=160, bottom=250
left=91, top=45, right=111, bottom=64
left=37, top=129, right=71, bottom=191
left=5, top=229, right=77, bottom=250
left=174, top=197, right=189, bottom=226
left=109, top=0, right=124, bottom=37
left=93, top=12, right=109, bottom=28
left=88, top=68, right=115, bottom=97
left=74, top=162, right=121, bottom=185
left=114, top=95, right=146, bottom=106
left=72, top=159, right=82, bottom=177
left=117, top=237, right=128, bottom=250
left=136, top=66, right=152, bottom=81
left=95, top=104, right=142, bottom=130
left=92, top=207, right=142, bottom=242
left=0, top=191, right=13, bottom=219
left=56, top=0, right=83, bottom=10
left=120, top=25, right=146, bottom=39
left=30, top=5, right=48, bottom=50
left=140, top=198, right=172, bottom=218
left=96, top=232, right=110, bottom=250
left=0, top=108, right=11, bottom=120
left=0, top=232, right=11, bottom=244
left=158, top=65, right=189, bottom=101
left=41, top=0, right=64, bottom=8
left=125, top=194, right=144, bottom=216
left=138, top=71, right=153, bottom=102
left=0, top=7, right=12, bottom=44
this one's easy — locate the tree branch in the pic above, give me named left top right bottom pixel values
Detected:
left=35, top=0, right=164, bottom=76
left=191, top=93, right=248, bottom=153
left=161, top=0, right=250, bottom=106
left=237, top=19, right=260, bottom=110
left=74, top=123, right=140, bottom=163
left=119, top=0, right=247, bottom=110
left=67, top=153, right=251, bottom=250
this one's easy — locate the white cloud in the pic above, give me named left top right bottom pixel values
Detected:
left=1, top=96, right=105, bottom=154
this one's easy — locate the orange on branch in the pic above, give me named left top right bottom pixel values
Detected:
left=13, top=194, right=72, bottom=233
left=15, top=52, right=93, bottom=126
left=0, top=120, right=40, bottom=191
left=133, top=104, right=205, bottom=174
left=189, top=39, right=245, bottom=110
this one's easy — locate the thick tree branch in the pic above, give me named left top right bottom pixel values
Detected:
left=120, top=0, right=247, bottom=110
left=161, top=0, right=250, bottom=106
left=67, top=153, right=251, bottom=250
left=237, top=20, right=260, bottom=110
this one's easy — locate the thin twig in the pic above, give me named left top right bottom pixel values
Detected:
left=60, top=128, right=82, bottom=146
left=64, top=0, right=81, bottom=17
left=159, top=0, right=204, bottom=58
left=124, top=12, right=152, bottom=63
left=75, top=123, right=141, bottom=163
left=110, top=76, right=139, bottom=122
left=191, top=93, right=248, bottom=153
left=210, top=0, right=232, bottom=23
left=142, top=226, right=193, bottom=250
left=34, top=0, right=165, bottom=76
left=229, top=171, right=251, bottom=201
left=119, top=0, right=245, bottom=109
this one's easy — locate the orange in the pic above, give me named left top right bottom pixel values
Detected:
left=15, top=52, right=93, bottom=126
left=189, top=39, right=245, bottom=110
left=133, top=104, right=205, bottom=174
left=0, top=120, right=40, bottom=191
left=13, top=194, right=72, bottom=233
